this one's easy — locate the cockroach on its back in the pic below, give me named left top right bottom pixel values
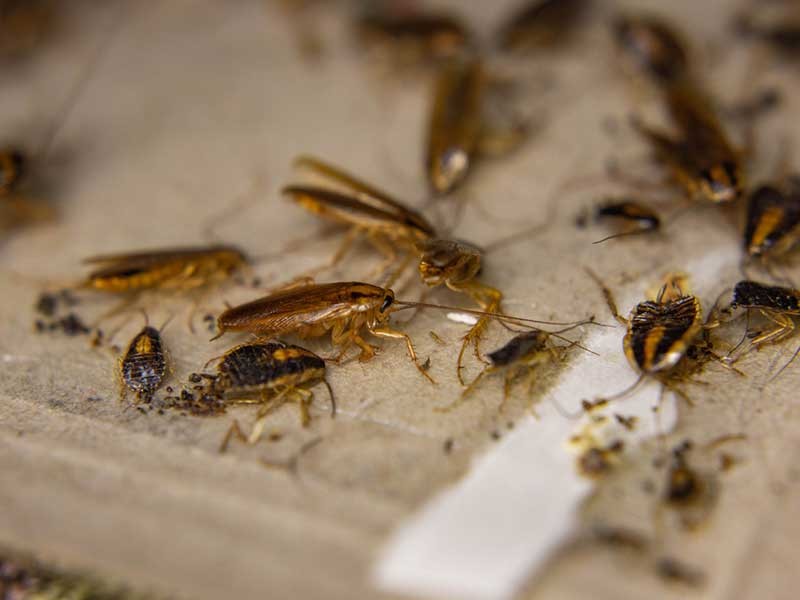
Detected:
left=119, top=321, right=168, bottom=403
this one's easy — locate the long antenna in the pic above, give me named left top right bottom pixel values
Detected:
left=34, top=1, right=134, bottom=162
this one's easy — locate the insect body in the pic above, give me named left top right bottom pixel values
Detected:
left=728, top=280, right=800, bottom=357
left=613, top=15, right=689, bottom=85
left=496, top=0, right=589, bottom=52
left=356, top=6, right=470, bottom=62
left=743, top=180, right=800, bottom=260
left=212, top=281, right=435, bottom=383
left=119, top=324, right=168, bottom=402
left=427, top=58, right=486, bottom=195
left=592, top=199, right=661, bottom=242
left=453, top=330, right=571, bottom=410
left=206, top=341, right=334, bottom=448
left=83, top=245, right=248, bottom=293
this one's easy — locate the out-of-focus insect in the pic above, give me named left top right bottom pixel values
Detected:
left=660, top=440, right=717, bottom=530
left=632, top=82, right=745, bottom=204
left=355, top=2, right=471, bottom=63
left=612, top=17, right=745, bottom=204
left=589, top=199, right=661, bottom=243
left=733, top=6, right=800, bottom=58
left=426, top=58, right=528, bottom=196
left=205, top=341, right=334, bottom=451
left=282, top=156, right=508, bottom=383
left=725, top=280, right=800, bottom=377
left=588, top=270, right=715, bottom=403
left=446, top=325, right=589, bottom=411
left=118, top=317, right=169, bottom=403
left=0, top=0, right=56, bottom=61
left=80, top=245, right=249, bottom=329
left=496, top=0, right=589, bottom=52
left=742, top=179, right=800, bottom=263
left=613, top=14, right=689, bottom=86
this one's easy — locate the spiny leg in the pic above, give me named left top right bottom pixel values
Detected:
left=750, top=310, right=795, bottom=348
left=435, top=366, right=492, bottom=413
left=219, top=419, right=248, bottom=453
left=454, top=281, right=502, bottom=385
left=366, top=231, right=399, bottom=282
left=368, top=324, right=435, bottom=384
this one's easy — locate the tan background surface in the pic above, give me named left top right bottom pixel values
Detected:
left=0, top=1, right=797, bottom=598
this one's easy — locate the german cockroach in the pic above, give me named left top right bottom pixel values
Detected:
left=118, top=317, right=169, bottom=403
left=282, top=156, right=509, bottom=383
left=496, top=0, right=589, bottom=52
left=591, top=199, right=661, bottom=243
left=725, top=280, right=800, bottom=377
left=743, top=179, right=800, bottom=261
left=613, top=14, right=689, bottom=86
left=613, top=16, right=745, bottom=204
left=426, top=59, right=528, bottom=196
left=80, top=245, right=249, bottom=330
left=588, top=270, right=723, bottom=404
left=203, top=341, right=334, bottom=451
left=631, top=82, right=745, bottom=204
left=356, top=4, right=471, bottom=63
left=82, top=245, right=248, bottom=293
left=445, top=325, right=589, bottom=411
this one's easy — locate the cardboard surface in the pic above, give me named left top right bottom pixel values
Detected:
left=1, top=1, right=798, bottom=599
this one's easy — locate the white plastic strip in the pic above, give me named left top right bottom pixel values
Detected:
left=373, top=245, right=736, bottom=600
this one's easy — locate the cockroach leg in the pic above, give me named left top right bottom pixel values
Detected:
left=368, top=324, right=435, bottom=383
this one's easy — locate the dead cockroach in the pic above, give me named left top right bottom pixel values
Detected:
left=356, top=3, right=471, bottom=63
left=591, top=198, right=661, bottom=243
left=496, top=0, right=589, bottom=52
left=613, top=14, right=689, bottom=86
left=282, top=156, right=508, bottom=383
left=203, top=341, right=334, bottom=451
left=118, top=317, right=169, bottom=403
left=725, top=280, right=800, bottom=376
left=743, top=179, right=800, bottom=261
left=444, top=326, right=586, bottom=411
left=426, top=58, right=528, bottom=196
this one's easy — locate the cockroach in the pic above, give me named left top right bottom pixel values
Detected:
left=0, top=0, right=55, bottom=61
left=613, top=14, right=689, bottom=86
left=592, top=199, right=661, bottom=243
left=447, top=326, right=587, bottom=411
left=588, top=270, right=716, bottom=403
left=118, top=317, right=169, bottom=403
left=496, top=0, right=589, bottom=52
left=283, top=157, right=507, bottom=382
left=725, top=280, right=800, bottom=377
left=356, top=4, right=471, bottom=62
left=743, top=179, right=800, bottom=260
left=426, top=58, right=529, bottom=196
left=632, top=82, right=745, bottom=204
left=82, top=245, right=249, bottom=293
left=204, top=341, right=334, bottom=451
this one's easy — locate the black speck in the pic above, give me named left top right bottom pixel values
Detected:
left=490, top=431, right=501, bottom=440
left=35, top=293, right=57, bottom=317
left=86, top=396, right=103, bottom=402
left=443, top=438, right=454, bottom=454
left=189, top=373, right=202, bottom=384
